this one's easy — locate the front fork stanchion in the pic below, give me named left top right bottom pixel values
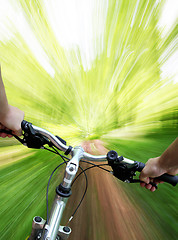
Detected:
left=41, top=195, right=68, bottom=240
left=41, top=147, right=84, bottom=240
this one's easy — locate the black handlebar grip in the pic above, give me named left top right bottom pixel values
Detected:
left=155, top=174, right=178, bottom=186
left=136, top=161, right=178, bottom=186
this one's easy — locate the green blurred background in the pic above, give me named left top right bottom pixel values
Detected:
left=0, top=0, right=178, bottom=239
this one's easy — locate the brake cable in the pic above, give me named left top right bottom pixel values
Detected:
left=74, top=161, right=110, bottom=182
left=67, top=165, right=88, bottom=225
left=46, top=161, right=68, bottom=223
left=43, top=146, right=89, bottom=225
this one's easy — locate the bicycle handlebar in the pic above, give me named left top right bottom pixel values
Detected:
left=1, top=120, right=178, bottom=187
left=21, top=120, right=178, bottom=187
left=22, top=120, right=108, bottom=162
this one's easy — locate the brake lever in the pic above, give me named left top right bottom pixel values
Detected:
left=22, top=122, right=51, bottom=149
left=0, top=123, right=50, bottom=149
left=107, top=150, right=158, bottom=189
left=107, top=151, right=137, bottom=181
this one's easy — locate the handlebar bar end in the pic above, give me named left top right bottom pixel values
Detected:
left=107, top=150, right=118, bottom=166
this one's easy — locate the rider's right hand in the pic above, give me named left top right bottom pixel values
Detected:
left=139, top=157, right=166, bottom=192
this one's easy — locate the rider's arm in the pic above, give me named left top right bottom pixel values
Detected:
left=0, top=66, right=24, bottom=137
left=139, top=138, right=178, bottom=190
left=0, top=67, right=9, bottom=116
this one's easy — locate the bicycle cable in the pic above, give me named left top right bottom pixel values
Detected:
left=67, top=165, right=88, bottom=225
left=46, top=161, right=68, bottom=223
left=72, top=161, right=110, bottom=185
left=66, top=161, right=111, bottom=225
left=44, top=146, right=89, bottom=225
left=44, top=146, right=69, bottom=164
left=44, top=147, right=70, bottom=223
left=44, top=146, right=115, bottom=225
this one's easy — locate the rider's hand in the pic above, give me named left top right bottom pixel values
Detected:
left=0, top=105, right=24, bottom=137
left=139, top=138, right=178, bottom=191
left=139, top=157, right=165, bottom=192
left=139, top=154, right=178, bottom=192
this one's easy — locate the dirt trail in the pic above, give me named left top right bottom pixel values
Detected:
left=62, top=140, right=160, bottom=240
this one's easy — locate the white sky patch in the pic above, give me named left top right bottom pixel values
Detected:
left=160, top=50, right=178, bottom=83
left=16, top=12, right=55, bottom=77
left=44, top=0, right=108, bottom=70
left=158, top=0, right=178, bottom=37
left=0, top=1, right=15, bottom=41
